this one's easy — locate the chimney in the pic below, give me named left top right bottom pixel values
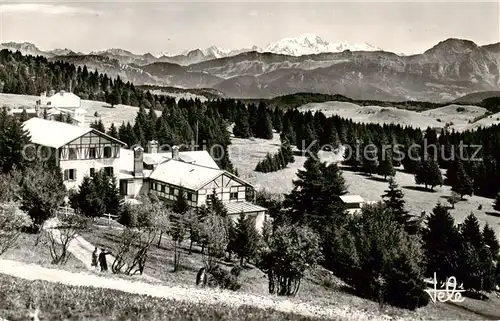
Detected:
left=147, top=140, right=158, bottom=154
left=133, top=146, right=144, bottom=177
left=172, top=145, right=179, bottom=161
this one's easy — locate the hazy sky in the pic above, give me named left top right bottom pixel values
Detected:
left=1, top=1, right=499, bottom=55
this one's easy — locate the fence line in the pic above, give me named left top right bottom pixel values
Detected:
left=55, top=206, right=118, bottom=225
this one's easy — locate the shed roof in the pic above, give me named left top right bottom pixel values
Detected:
left=224, top=201, right=267, bottom=215
left=143, top=151, right=219, bottom=169
left=23, top=117, right=125, bottom=149
left=339, top=195, right=365, bottom=203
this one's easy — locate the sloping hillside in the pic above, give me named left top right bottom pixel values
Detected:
left=0, top=93, right=159, bottom=129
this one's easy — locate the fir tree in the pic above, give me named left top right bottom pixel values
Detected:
left=458, top=213, right=496, bottom=292
left=378, top=148, right=396, bottom=180
left=415, top=160, right=443, bottom=190
left=450, top=160, right=474, bottom=199
left=20, top=109, right=28, bottom=122
left=233, top=108, right=251, bottom=138
left=382, top=177, right=418, bottom=234
left=173, top=189, right=189, bottom=214
left=90, top=119, right=105, bottom=132
left=231, top=213, right=260, bottom=266
left=361, top=138, right=378, bottom=175
left=483, top=224, right=499, bottom=259
left=107, top=123, right=119, bottom=139
left=0, top=111, right=31, bottom=173
left=422, top=203, right=461, bottom=284
left=284, top=152, right=323, bottom=224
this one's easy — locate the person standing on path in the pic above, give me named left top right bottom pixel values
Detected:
left=91, top=247, right=98, bottom=270
left=98, top=248, right=111, bottom=272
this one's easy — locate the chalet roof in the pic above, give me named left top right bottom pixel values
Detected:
left=224, top=201, right=267, bottom=215
left=339, top=195, right=365, bottom=204
left=48, top=91, right=80, bottom=100
left=148, top=159, right=225, bottom=191
left=23, top=118, right=125, bottom=149
left=143, top=151, right=219, bottom=169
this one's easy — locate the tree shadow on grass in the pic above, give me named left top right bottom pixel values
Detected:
left=402, top=186, right=437, bottom=193
left=339, top=166, right=363, bottom=173
left=485, top=211, right=500, bottom=218
left=366, top=176, right=389, bottom=183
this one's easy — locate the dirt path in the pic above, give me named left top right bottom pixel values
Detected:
left=43, top=218, right=160, bottom=282
left=0, top=258, right=401, bottom=321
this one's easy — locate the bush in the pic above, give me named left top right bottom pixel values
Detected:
left=456, top=106, right=466, bottom=112
left=207, top=265, right=241, bottom=291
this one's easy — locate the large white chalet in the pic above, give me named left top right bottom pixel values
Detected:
left=23, top=118, right=125, bottom=191
left=22, top=118, right=268, bottom=231
left=36, top=90, right=86, bottom=126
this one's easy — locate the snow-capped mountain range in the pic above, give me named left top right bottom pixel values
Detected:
left=157, top=33, right=381, bottom=58
left=260, top=33, right=381, bottom=56
left=1, top=34, right=383, bottom=67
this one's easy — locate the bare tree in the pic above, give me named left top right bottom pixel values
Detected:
left=45, top=214, right=90, bottom=265
left=111, top=227, right=157, bottom=275
left=112, top=195, right=169, bottom=275
left=0, top=202, right=32, bottom=256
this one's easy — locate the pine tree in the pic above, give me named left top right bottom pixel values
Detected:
left=483, top=224, right=499, bottom=259
left=415, top=160, right=443, bottom=190
left=361, top=138, right=378, bottom=175
left=382, top=177, right=418, bottom=234
left=377, top=148, right=396, bottom=180
left=231, top=213, right=260, bottom=266
left=0, top=112, right=31, bottom=173
left=342, top=132, right=361, bottom=168
left=284, top=152, right=323, bottom=224
left=422, top=203, right=461, bottom=284
left=451, top=160, right=473, bottom=199
left=458, top=213, right=495, bottom=292
left=173, top=189, right=189, bottom=214
left=90, top=119, right=105, bottom=132
left=20, top=109, right=28, bottom=122
left=233, top=108, right=251, bottom=138
left=20, top=161, right=67, bottom=230
left=107, top=123, right=119, bottom=139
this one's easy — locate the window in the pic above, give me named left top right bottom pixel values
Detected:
left=186, top=192, right=192, bottom=201
left=103, top=167, right=113, bottom=177
left=68, top=147, right=77, bottom=160
left=169, top=187, right=175, bottom=195
left=150, top=182, right=154, bottom=189
left=230, top=192, right=238, bottom=200
left=160, top=185, right=165, bottom=193
left=90, top=168, right=95, bottom=177
left=63, top=169, right=77, bottom=181
left=103, top=146, right=112, bottom=158
left=89, top=147, right=96, bottom=158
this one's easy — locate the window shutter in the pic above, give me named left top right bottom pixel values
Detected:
left=74, top=169, right=77, bottom=180
left=63, top=169, right=68, bottom=180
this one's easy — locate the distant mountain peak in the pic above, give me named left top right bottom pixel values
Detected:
left=260, top=33, right=382, bottom=56
left=425, top=38, right=479, bottom=55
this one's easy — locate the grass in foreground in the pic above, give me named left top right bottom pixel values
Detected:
left=0, top=274, right=329, bottom=321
